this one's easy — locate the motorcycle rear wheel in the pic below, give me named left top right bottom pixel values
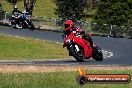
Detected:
left=92, top=47, right=103, bottom=61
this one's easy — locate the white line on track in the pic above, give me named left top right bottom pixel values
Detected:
left=101, top=50, right=114, bottom=58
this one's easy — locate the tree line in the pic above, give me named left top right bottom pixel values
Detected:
left=94, top=0, right=132, bottom=27
left=1, top=0, right=132, bottom=28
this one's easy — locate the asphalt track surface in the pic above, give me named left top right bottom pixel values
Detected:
left=0, top=28, right=132, bottom=66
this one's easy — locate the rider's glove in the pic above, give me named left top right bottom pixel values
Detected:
left=80, top=31, right=85, bottom=34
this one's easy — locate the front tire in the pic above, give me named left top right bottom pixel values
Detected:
left=29, top=21, right=35, bottom=31
left=69, top=44, right=84, bottom=62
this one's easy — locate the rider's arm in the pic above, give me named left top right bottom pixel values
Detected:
left=75, top=26, right=86, bottom=35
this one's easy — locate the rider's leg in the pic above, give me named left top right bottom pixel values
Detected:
left=82, top=34, right=94, bottom=48
left=15, top=18, right=22, bottom=28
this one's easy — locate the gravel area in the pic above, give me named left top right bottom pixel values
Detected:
left=0, top=65, right=131, bottom=73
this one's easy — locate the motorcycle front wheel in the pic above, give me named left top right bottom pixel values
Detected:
left=29, top=21, right=35, bottom=31
left=69, top=44, right=84, bottom=62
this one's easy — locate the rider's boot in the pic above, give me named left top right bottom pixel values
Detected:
left=89, top=41, right=95, bottom=49
left=86, top=36, right=95, bottom=49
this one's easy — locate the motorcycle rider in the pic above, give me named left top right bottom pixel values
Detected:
left=11, top=5, right=22, bottom=28
left=64, top=20, right=94, bottom=48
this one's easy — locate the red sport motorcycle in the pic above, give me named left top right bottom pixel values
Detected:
left=63, top=31, right=103, bottom=62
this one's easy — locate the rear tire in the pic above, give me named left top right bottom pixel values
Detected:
left=92, top=46, right=103, bottom=61
left=69, top=45, right=84, bottom=62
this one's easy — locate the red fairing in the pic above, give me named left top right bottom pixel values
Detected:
left=63, top=31, right=93, bottom=59
left=63, top=32, right=74, bottom=44
left=73, top=37, right=93, bottom=59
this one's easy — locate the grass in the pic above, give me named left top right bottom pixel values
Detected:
left=0, top=35, right=68, bottom=60
left=1, top=0, right=94, bottom=31
left=1, top=0, right=94, bottom=19
left=1, top=0, right=58, bottom=18
left=0, top=70, right=131, bottom=88
left=0, top=25, right=10, bottom=28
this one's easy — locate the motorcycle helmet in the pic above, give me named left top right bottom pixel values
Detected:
left=14, top=5, right=18, bottom=10
left=64, top=20, right=74, bottom=31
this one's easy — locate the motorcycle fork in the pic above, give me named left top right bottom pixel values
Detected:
left=25, top=20, right=31, bottom=27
